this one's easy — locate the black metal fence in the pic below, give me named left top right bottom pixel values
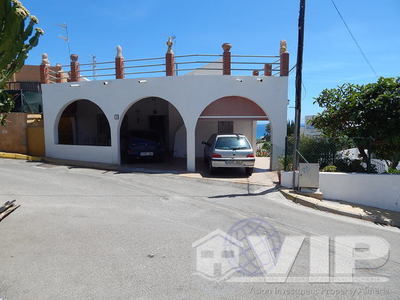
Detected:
left=283, top=135, right=383, bottom=173
left=6, top=81, right=41, bottom=93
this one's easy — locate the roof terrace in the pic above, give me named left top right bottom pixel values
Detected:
left=40, top=39, right=289, bottom=84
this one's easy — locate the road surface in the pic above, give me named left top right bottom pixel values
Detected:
left=0, top=159, right=399, bottom=299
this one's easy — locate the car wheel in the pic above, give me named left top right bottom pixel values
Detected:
left=245, top=167, right=254, bottom=176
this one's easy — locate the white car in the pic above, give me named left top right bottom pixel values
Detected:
left=202, top=134, right=255, bottom=176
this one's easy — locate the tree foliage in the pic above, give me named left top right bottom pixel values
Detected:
left=0, top=0, right=43, bottom=125
left=311, top=77, right=400, bottom=168
left=287, top=120, right=295, bottom=136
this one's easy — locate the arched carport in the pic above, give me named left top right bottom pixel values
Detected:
left=194, top=96, right=270, bottom=171
left=119, top=97, right=187, bottom=168
left=43, top=75, right=287, bottom=170
left=57, top=99, right=111, bottom=146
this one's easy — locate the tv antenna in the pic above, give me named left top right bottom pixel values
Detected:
left=57, top=23, right=71, bottom=61
left=90, top=54, right=97, bottom=80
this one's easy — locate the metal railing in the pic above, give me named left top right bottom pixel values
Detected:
left=42, top=47, right=286, bottom=83
left=5, top=81, right=42, bottom=92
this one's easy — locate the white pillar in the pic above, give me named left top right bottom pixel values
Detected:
left=271, top=120, right=286, bottom=170
left=186, top=124, right=196, bottom=172
left=108, top=112, right=120, bottom=165
left=252, top=120, right=257, bottom=151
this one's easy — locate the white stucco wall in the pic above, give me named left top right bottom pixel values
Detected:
left=281, top=171, right=400, bottom=212
left=42, top=75, right=288, bottom=171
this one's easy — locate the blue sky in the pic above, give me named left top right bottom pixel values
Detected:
left=23, top=0, right=400, bottom=121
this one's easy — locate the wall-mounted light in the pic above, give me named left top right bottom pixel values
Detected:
left=256, top=78, right=263, bottom=82
left=236, top=78, right=243, bottom=83
left=70, top=84, right=80, bottom=87
left=138, top=79, right=147, bottom=83
left=103, top=81, right=109, bottom=85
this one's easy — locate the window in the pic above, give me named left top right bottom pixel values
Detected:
left=218, top=121, right=233, bottom=134
left=201, top=250, right=214, bottom=258
left=215, top=136, right=251, bottom=150
left=221, top=250, right=234, bottom=258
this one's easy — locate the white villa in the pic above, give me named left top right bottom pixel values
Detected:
left=40, top=40, right=289, bottom=171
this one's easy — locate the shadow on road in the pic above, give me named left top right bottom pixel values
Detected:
left=208, top=186, right=278, bottom=199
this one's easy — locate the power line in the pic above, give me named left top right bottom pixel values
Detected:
left=330, top=0, right=378, bottom=77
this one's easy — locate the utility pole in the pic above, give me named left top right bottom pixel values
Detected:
left=292, top=0, right=306, bottom=190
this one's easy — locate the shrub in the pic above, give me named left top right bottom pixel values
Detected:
left=322, top=165, right=337, bottom=172
left=262, top=141, right=272, bottom=154
left=256, top=149, right=268, bottom=157
left=387, top=168, right=400, bottom=174
left=297, top=136, right=353, bottom=169
left=279, top=156, right=293, bottom=171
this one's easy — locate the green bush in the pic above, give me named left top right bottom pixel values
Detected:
left=298, top=136, right=354, bottom=169
left=256, top=149, right=268, bottom=157
left=322, top=165, right=337, bottom=172
left=262, top=141, right=272, bottom=153
left=387, top=168, right=400, bottom=174
left=279, top=156, right=293, bottom=171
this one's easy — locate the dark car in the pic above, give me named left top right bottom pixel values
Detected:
left=124, top=130, right=166, bottom=162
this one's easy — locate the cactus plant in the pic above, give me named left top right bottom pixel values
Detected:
left=0, top=0, right=43, bottom=125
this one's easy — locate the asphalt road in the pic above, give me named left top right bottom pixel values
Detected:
left=0, top=159, right=399, bottom=300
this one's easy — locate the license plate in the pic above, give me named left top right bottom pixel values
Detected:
left=225, top=160, right=242, bottom=165
left=140, top=152, right=154, bottom=157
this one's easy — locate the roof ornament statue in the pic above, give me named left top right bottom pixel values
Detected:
left=166, top=36, right=174, bottom=54
left=280, top=40, right=288, bottom=54
left=222, top=43, right=232, bottom=52
left=116, top=45, right=123, bottom=58
left=70, top=54, right=78, bottom=62
left=41, top=53, right=50, bottom=66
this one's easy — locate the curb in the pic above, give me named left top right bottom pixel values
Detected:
left=43, top=157, right=185, bottom=175
left=279, top=188, right=400, bottom=228
left=43, top=157, right=275, bottom=186
left=0, top=152, right=42, bottom=162
left=43, top=157, right=120, bottom=172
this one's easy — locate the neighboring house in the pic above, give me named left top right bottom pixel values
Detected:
left=192, top=229, right=243, bottom=281
left=6, top=65, right=43, bottom=113
left=40, top=40, right=290, bottom=171
left=0, top=65, right=45, bottom=156
left=300, top=115, right=321, bottom=137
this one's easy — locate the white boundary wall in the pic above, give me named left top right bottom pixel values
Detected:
left=281, top=171, right=400, bottom=212
left=42, top=75, right=288, bottom=171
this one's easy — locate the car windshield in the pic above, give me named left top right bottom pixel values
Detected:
left=215, top=136, right=250, bottom=150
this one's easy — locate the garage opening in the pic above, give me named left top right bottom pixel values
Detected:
left=57, top=99, right=111, bottom=146
left=120, top=97, right=187, bottom=168
left=195, top=96, right=269, bottom=174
